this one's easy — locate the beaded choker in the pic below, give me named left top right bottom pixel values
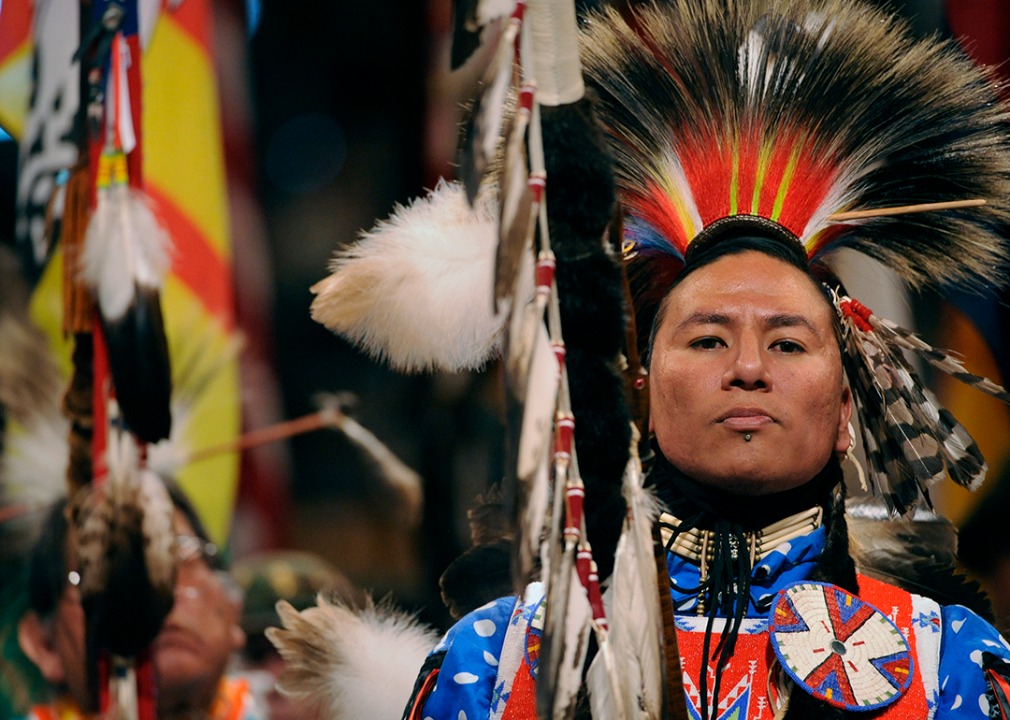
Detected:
left=659, top=505, right=823, bottom=568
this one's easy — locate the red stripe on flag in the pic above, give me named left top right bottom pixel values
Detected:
left=0, top=0, right=32, bottom=61
left=166, top=0, right=213, bottom=55
left=147, top=184, right=235, bottom=328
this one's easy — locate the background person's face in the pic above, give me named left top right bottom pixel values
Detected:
left=649, top=250, right=852, bottom=495
left=21, top=509, right=244, bottom=714
left=153, top=512, right=245, bottom=712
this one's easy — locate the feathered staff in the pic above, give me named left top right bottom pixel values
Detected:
left=310, top=1, right=676, bottom=718
left=78, top=1, right=173, bottom=446
left=69, top=1, right=178, bottom=717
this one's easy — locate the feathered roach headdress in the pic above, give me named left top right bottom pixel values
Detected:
left=579, top=0, right=1010, bottom=515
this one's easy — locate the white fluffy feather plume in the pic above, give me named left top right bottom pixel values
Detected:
left=477, top=0, right=517, bottom=25
left=81, top=184, right=172, bottom=320
left=0, top=297, right=68, bottom=510
left=266, top=595, right=439, bottom=720
left=310, top=179, right=513, bottom=373
left=76, top=428, right=176, bottom=596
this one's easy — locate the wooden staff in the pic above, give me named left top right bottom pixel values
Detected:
left=187, top=406, right=345, bottom=464
left=827, top=199, right=985, bottom=221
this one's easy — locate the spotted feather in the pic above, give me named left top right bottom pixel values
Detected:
left=838, top=296, right=992, bottom=515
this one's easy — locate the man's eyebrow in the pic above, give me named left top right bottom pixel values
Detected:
left=765, top=313, right=820, bottom=337
left=675, top=312, right=732, bottom=332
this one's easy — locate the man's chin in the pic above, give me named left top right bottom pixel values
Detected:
left=154, top=635, right=212, bottom=693
left=687, top=456, right=813, bottom=496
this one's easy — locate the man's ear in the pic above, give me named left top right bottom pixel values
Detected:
left=18, top=611, right=66, bottom=684
left=834, top=384, right=854, bottom=454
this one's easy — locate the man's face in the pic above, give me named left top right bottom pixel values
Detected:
left=20, top=509, right=244, bottom=713
left=649, top=250, right=852, bottom=495
left=153, top=512, right=245, bottom=712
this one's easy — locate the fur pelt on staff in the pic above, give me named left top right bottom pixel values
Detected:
left=543, top=98, right=629, bottom=583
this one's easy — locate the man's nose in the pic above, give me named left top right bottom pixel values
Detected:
left=724, top=335, right=769, bottom=390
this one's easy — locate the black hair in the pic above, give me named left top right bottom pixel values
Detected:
left=25, top=480, right=218, bottom=619
left=646, top=223, right=843, bottom=366
left=26, top=499, right=70, bottom=619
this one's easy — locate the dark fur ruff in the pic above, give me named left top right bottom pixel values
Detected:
left=542, top=99, right=630, bottom=582
left=439, top=541, right=513, bottom=620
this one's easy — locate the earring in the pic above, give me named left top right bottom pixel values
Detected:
left=844, top=422, right=867, bottom=492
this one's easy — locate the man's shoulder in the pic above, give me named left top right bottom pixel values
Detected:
left=212, top=675, right=263, bottom=720
left=430, top=594, right=519, bottom=658
left=20, top=701, right=91, bottom=720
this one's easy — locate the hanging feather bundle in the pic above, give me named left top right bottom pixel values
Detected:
left=836, top=294, right=1009, bottom=514
left=80, top=24, right=174, bottom=445
left=74, top=424, right=176, bottom=658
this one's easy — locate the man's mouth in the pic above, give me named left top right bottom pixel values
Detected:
left=154, top=624, right=201, bottom=654
left=718, top=408, right=775, bottom=431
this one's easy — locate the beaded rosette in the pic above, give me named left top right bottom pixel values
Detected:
left=769, top=582, right=913, bottom=711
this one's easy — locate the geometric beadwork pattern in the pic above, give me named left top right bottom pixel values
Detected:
left=768, top=582, right=913, bottom=712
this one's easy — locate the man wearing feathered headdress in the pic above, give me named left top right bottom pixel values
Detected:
left=291, top=0, right=1010, bottom=718
left=14, top=488, right=255, bottom=720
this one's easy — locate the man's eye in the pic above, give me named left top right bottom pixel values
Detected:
left=692, top=337, right=725, bottom=350
left=773, top=340, right=804, bottom=353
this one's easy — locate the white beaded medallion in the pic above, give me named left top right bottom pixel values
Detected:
left=768, top=582, right=913, bottom=711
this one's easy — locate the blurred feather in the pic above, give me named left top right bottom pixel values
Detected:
left=82, top=183, right=173, bottom=443
left=81, top=185, right=171, bottom=321
left=147, top=327, right=244, bottom=480
left=75, top=427, right=176, bottom=657
left=315, top=393, right=424, bottom=529
left=0, top=293, right=68, bottom=510
left=605, top=427, right=663, bottom=720
left=460, top=10, right=522, bottom=204
left=311, top=180, right=515, bottom=373
left=267, top=595, right=439, bottom=720
left=847, top=497, right=994, bottom=621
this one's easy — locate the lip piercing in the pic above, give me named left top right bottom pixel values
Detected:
left=744, top=433, right=752, bottom=442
